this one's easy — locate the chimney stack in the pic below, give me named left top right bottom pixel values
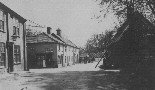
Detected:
left=127, top=0, right=134, bottom=21
left=56, top=28, right=61, bottom=37
left=47, top=27, right=52, bottom=34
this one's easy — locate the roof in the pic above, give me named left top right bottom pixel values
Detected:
left=26, top=33, right=64, bottom=44
left=108, top=11, right=155, bottom=47
left=51, top=33, right=66, bottom=44
left=0, top=2, right=26, bottom=23
left=109, top=21, right=129, bottom=45
left=52, top=33, right=79, bottom=48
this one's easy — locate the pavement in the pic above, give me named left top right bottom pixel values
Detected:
left=0, top=61, right=154, bottom=90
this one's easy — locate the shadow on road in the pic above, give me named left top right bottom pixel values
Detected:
left=20, top=69, right=155, bottom=90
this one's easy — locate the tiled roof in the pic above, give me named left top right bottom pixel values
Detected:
left=51, top=33, right=78, bottom=48
left=26, top=36, right=37, bottom=43
left=26, top=33, right=64, bottom=44
left=27, top=31, right=79, bottom=48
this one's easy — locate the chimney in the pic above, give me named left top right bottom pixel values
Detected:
left=127, top=0, right=134, bottom=21
left=56, top=28, right=61, bottom=37
left=47, top=27, right=52, bottom=34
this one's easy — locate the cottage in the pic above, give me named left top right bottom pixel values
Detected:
left=105, top=5, right=155, bottom=69
left=26, top=27, right=80, bottom=68
left=52, top=28, right=80, bottom=66
left=0, top=2, right=27, bottom=73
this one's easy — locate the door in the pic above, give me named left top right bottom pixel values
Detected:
left=36, top=54, right=45, bottom=68
left=7, top=42, right=14, bottom=72
left=46, top=54, right=51, bottom=67
left=61, top=55, right=63, bottom=66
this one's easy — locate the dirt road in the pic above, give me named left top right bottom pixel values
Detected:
left=0, top=62, right=153, bottom=90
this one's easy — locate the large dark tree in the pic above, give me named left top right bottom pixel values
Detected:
left=94, top=0, right=155, bottom=24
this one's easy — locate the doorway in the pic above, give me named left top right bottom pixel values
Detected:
left=61, top=55, right=63, bottom=66
left=7, top=42, right=14, bottom=72
left=46, top=53, right=53, bottom=67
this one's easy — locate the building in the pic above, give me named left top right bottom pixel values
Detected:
left=0, top=2, right=27, bottom=73
left=104, top=5, right=155, bottom=69
left=51, top=28, right=80, bottom=66
left=26, top=27, right=80, bottom=69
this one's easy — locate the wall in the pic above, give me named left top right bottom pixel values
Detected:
left=0, top=9, right=7, bottom=73
left=66, top=46, right=74, bottom=66
left=8, top=13, right=25, bottom=72
left=57, top=44, right=65, bottom=67
left=75, top=48, right=80, bottom=63
left=27, top=43, right=58, bottom=68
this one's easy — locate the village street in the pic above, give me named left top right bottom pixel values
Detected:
left=0, top=61, right=153, bottom=90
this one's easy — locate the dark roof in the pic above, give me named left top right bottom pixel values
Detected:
left=108, top=11, right=155, bottom=47
left=26, top=33, right=64, bottom=44
left=110, top=21, right=129, bottom=44
left=0, top=2, right=26, bottom=23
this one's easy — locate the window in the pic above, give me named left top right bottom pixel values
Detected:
left=59, top=44, right=60, bottom=50
left=13, top=26, right=16, bottom=35
left=13, top=17, right=20, bottom=36
left=65, top=56, right=66, bottom=63
left=13, top=26, right=19, bottom=36
left=0, top=20, right=4, bottom=31
left=0, top=10, right=5, bottom=32
left=14, top=45, right=20, bottom=64
left=65, top=46, right=67, bottom=52
left=0, top=42, right=5, bottom=67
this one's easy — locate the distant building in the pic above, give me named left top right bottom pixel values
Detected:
left=0, top=2, right=27, bottom=73
left=26, top=27, right=79, bottom=69
left=52, top=28, right=80, bottom=66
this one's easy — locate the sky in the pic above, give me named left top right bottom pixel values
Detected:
left=0, top=0, right=117, bottom=47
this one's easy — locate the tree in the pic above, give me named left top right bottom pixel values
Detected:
left=94, top=0, right=155, bottom=24
left=85, top=30, right=114, bottom=57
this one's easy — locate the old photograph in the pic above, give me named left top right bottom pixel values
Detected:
left=0, top=0, right=155, bottom=90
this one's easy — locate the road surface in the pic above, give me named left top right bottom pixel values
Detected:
left=0, top=62, right=153, bottom=90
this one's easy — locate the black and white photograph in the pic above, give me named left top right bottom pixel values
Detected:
left=0, top=0, right=155, bottom=90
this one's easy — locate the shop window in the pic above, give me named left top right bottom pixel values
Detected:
left=0, top=42, right=5, bottom=67
left=14, top=45, right=21, bottom=64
